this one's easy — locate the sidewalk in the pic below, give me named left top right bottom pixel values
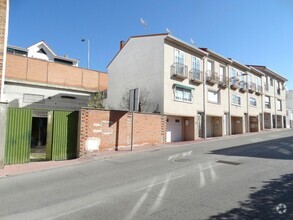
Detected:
left=0, top=128, right=290, bottom=178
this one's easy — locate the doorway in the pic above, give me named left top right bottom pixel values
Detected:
left=31, top=117, right=48, bottom=161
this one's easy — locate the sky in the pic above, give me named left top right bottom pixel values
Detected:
left=8, top=0, right=293, bottom=89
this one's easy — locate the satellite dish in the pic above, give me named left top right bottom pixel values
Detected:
left=140, top=18, right=147, bottom=27
left=166, top=28, right=172, bottom=34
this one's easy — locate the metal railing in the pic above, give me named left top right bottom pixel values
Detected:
left=256, top=85, right=262, bottom=94
left=170, top=62, right=188, bottom=78
left=189, top=69, right=203, bottom=82
left=248, top=82, right=256, bottom=91
left=205, top=70, right=218, bottom=83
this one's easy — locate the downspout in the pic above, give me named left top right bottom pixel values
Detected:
left=261, top=76, right=264, bottom=130
left=203, top=56, right=207, bottom=139
left=246, top=73, right=249, bottom=133
left=227, top=65, right=231, bottom=135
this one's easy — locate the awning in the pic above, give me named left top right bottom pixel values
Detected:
left=174, top=84, right=195, bottom=90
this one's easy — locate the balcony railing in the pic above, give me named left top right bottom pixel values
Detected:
left=189, top=69, right=203, bottom=84
left=170, top=62, right=188, bottom=79
left=239, top=81, right=247, bottom=92
left=230, top=78, right=239, bottom=90
left=205, top=71, right=218, bottom=85
left=248, top=82, right=256, bottom=93
left=255, top=85, right=262, bottom=95
left=218, top=76, right=228, bottom=88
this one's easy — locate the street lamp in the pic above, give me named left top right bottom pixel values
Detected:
left=81, top=38, right=90, bottom=69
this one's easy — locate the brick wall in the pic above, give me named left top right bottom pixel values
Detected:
left=0, top=0, right=8, bottom=100
left=5, top=54, right=108, bottom=92
left=79, top=109, right=166, bottom=157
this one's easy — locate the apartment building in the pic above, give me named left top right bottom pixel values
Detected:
left=108, top=33, right=287, bottom=142
left=250, top=65, right=287, bottom=129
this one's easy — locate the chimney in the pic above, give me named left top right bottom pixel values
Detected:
left=120, top=40, right=125, bottom=50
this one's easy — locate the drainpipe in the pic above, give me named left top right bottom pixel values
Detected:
left=227, top=65, right=231, bottom=135
left=273, top=79, right=278, bottom=129
left=203, top=56, right=207, bottom=139
left=261, top=76, right=264, bottom=130
left=246, top=73, right=249, bottom=133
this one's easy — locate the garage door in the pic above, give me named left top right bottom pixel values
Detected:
left=166, top=116, right=182, bottom=142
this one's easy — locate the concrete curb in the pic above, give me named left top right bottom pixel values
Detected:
left=0, top=128, right=291, bottom=178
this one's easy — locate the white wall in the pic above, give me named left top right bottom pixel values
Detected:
left=163, top=41, right=204, bottom=116
left=3, top=82, right=92, bottom=110
left=107, top=35, right=165, bottom=113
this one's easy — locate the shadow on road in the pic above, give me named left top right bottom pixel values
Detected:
left=209, top=173, right=293, bottom=220
left=209, top=136, right=293, bottom=160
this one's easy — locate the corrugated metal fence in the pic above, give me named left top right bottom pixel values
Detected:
left=4, top=108, right=78, bottom=165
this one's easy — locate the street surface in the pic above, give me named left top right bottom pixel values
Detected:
left=0, top=130, right=292, bottom=220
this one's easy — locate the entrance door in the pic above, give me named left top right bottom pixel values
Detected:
left=166, top=116, right=182, bottom=142
left=46, top=110, right=79, bottom=160
left=213, top=117, right=222, bottom=137
left=5, top=108, right=32, bottom=165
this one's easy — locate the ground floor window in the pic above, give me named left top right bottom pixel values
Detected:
left=232, top=94, right=241, bottom=106
left=250, top=97, right=257, bottom=107
left=175, top=86, right=192, bottom=102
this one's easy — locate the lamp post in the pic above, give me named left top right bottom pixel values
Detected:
left=81, top=38, right=90, bottom=69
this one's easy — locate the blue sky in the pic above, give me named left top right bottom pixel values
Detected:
left=8, top=0, right=293, bottom=88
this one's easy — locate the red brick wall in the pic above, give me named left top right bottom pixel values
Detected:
left=79, top=109, right=166, bottom=157
left=5, top=54, right=108, bottom=92
left=0, top=0, right=8, bottom=100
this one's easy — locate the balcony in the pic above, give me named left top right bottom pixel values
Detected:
left=189, top=69, right=203, bottom=84
left=248, top=82, right=256, bottom=93
left=239, top=81, right=247, bottom=92
left=170, top=62, right=188, bottom=79
left=218, top=76, right=228, bottom=88
left=206, top=71, right=218, bottom=85
left=230, top=79, right=239, bottom=90
left=255, top=85, right=262, bottom=95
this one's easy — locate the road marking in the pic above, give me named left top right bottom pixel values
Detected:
left=168, top=154, right=179, bottom=161
left=125, top=178, right=157, bottom=220
left=208, top=162, right=217, bottom=182
left=198, top=164, right=206, bottom=188
left=134, top=174, right=185, bottom=192
left=182, top=150, right=192, bottom=157
left=148, top=173, right=171, bottom=214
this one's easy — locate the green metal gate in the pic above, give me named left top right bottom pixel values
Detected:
left=4, top=108, right=32, bottom=165
left=46, top=110, right=79, bottom=161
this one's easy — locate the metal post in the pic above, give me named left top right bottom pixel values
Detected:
left=131, top=111, right=134, bottom=151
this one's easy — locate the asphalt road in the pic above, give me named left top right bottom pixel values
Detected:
left=0, top=130, right=293, bottom=220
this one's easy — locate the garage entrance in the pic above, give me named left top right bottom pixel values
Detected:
left=206, top=116, right=222, bottom=137
left=249, top=116, right=259, bottom=132
left=166, top=116, right=182, bottom=142
left=231, top=116, right=243, bottom=135
left=4, top=108, right=79, bottom=165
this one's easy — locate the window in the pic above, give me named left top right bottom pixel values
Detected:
left=250, top=97, right=257, bottom=107
left=207, top=60, right=214, bottom=78
left=219, top=66, right=225, bottom=82
left=23, top=94, right=44, bottom=103
left=270, top=77, right=274, bottom=86
left=265, top=96, right=271, bottom=109
left=232, top=94, right=241, bottom=106
left=208, top=90, right=220, bottom=104
left=230, top=68, right=237, bottom=85
left=175, top=86, right=192, bottom=102
left=175, top=49, right=184, bottom=65
left=191, top=56, right=201, bottom=80
left=277, top=99, right=282, bottom=111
